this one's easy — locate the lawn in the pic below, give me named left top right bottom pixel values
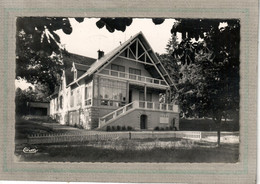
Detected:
left=15, top=116, right=71, bottom=139
left=15, top=116, right=239, bottom=163
left=15, top=138, right=239, bottom=163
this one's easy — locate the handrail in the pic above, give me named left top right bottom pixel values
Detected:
left=137, top=101, right=179, bottom=112
left=99, top=68, right=168, bottom=86
left=99, top=100, right=179, bottom=127
left=99, top=101, right=135, bottom=126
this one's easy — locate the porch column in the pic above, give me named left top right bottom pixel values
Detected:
left=144, top=84, right=147, bottom=101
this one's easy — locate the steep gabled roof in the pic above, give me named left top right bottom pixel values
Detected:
left=62, top=52, right=96, bottom=85
left=74, top=63, right=91, bottom=71
left=63, top=52, right=96, bottom=67
left=68, top=32, right=177, bottom=90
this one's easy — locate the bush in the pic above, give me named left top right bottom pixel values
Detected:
left=169, top=126, right=173, bottom=131
left=154, top=126, right=159, bottom=131
left=116, top=125, right=121, bottom=131
left=73, top=124, right=84, bottom=129
left=160, top=127, right=165, bottom=131
left=106, top=126, right=111, bottom=131
left=127, top=126, right=133, bottom=131
left=165, top=127, right=169, bottom=131
left=111, top=126, right=116, bottom=131
left=122, top=125, right=126, bottom=131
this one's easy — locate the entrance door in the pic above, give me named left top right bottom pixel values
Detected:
left=129, top=90, right=132, bottom=103
left=140, top=114, right=147, bottom=130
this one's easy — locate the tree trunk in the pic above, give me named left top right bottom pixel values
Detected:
left=217, top=123, right=221, bottom=146
left=214, top=117, right=222, bottom=147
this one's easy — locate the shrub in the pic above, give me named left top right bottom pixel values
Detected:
left=160, top=127, right=165, bottom=131
left=78, top=124, right=84, bottom=129
left=122, top=125, right=126, bottom=131
left=154, top=126, right=159, bottom=131
left=106, top=126, right=111, bottom=131
left=127, top=126, right=133, bottom=131
left=111, top=126, right=116, bottom=131
left=165, top=127, right=169, bottom=131
left=169, top=126, right=173, bottom=131
left=116, top=125, right=121, bottom=131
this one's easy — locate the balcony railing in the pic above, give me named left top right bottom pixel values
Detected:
left=99, top=100, right=179, bottom=127
left=137, top=101, right=179, bottom=112
left=98, top=68, right=168, bottom=87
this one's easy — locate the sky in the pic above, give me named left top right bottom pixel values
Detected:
left=55, top=18, right=177, bottom=59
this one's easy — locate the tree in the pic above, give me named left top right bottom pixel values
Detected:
left=170, top=19, right=240, bottom=146
left=16, top=17, right=79, bottom=94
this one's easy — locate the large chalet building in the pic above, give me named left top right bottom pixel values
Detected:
left=49, top=32, right=180, bottom=130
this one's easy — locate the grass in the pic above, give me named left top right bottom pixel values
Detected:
left=15, top=116, right=239, bottom=163
left=179, top=118, right=239, bottom=131
left=15, top=116, right=68, bottom=139
left=15, top=138, right=239, bottom=163
left=16, top=142, right=239, bottom=163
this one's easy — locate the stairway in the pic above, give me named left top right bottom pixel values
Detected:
left=97, top=101, right=179, bottom=130
left=98, top=101, right=136, bottom=129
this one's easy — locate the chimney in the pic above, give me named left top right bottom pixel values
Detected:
left=97, top=50, right=104, bottom=59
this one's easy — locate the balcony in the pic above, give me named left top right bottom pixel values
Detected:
left=98, top=68, right=168, bottom=88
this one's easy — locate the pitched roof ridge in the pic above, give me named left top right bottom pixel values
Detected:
left=63, top=51, right=96, bottom=61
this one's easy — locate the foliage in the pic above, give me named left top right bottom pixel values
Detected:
left=15, top=84, right=51, bottom=115
left=127, top=126, right=133, bottom=131
left=106, top=125, right=133, bottom=131
left=95, top=18, right=165, bottom=32
left=154, top=126, right=160, bottom=131
left=16, top=17, right=74, bottom=93
left=165, top=19, right=240, bottom=145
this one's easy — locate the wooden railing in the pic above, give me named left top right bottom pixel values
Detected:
left=98, top=68, right=168, bottom=86
left=99, top=102, right=135, bottom=127
left=99, top=101, right=179, bottom=128
left=137, top=101, right=179, bottom=112
left=26, top=131, right=202, bottom=144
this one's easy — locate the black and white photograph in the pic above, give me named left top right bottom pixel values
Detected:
left=15, top=17, right=240, bottom=163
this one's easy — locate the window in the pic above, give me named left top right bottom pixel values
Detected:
left=59, top=95, right=63, bottom=109
left=70, top=90, right=74, bottom=107
left=77, top=88, right=82, bottom=106
left=111, top=64, right=125, bottom=72
left=129, top=68, right=141, bottom=75
left=99, top=78, right=127, bottom=106
left=85, top=83, right=92, bottom=106
left=129, top=68, right=141, bottom=80
left=56, top=98, right=59, bottom=111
